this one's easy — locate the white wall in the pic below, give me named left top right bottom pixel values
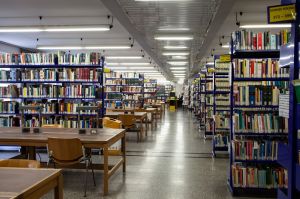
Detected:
left=175, top=83, right=184, bottom=97
left=0, top=42, right=20, bottom=53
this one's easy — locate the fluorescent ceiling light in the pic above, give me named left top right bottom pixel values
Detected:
left=106, top=62, right=150, bottom=66
left=154, top=35, right=193, bottom=41
left=37, top=45, right=131, bottom=50
left=170, top=67, right=186, bottom=70
left=106, top=56, right=143, bottom=60
left=173, top=71, right=186, bottom=74
left=239, top=24, right=291, bottom=29
left=167, top=61, right=188, bottom=65
left=0, top=25, right=110, bottom=33
left=164, top=46, right=188, bottom=49
left=163, top=52, right=190, bottom=56
left=158, top=27, right=190, bottom=31
left=171, top=56, right=188, bottom=60
left=222, top=44, right=230, bottom=49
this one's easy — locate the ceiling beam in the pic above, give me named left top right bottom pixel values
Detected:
left=100, top=0, right=171, bottom=79
left=192, top=0, right=235, bottom=73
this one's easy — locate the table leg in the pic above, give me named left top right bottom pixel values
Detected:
left=145, top=115, right=148, bottom=136
left=121, top=135, right=126, bottom=172
left=54, top=174, right=63, bottom=199
left=103, top=147, right=109, bottom=195
left=139, top=118, right=143, bottom=141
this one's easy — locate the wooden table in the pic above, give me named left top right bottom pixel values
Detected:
left=105, top=112, right=148, bottom=135
left=0, top=127, right=126, bottom=196
left=0, top=168, right=62, bottom=199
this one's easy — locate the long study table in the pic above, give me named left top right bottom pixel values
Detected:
left=0, top=127, right=126, bottom=196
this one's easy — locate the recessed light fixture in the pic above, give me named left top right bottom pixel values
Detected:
left=37, top=45, right=131, bottom=50
left=239, top=24, right=291, bottom=29
left=0, top=25, right=111, bottom=33
left=171, top=56, right=188, bottom=60
left=222, top=44, right=230, bottom=49
left=170, top=67, right=186, bottom=70
left=106, top=56, right=143, bottom=60
left=164, top=46, right=188, bottom=49
left=163, top=52, right=190, bottom=56
left=154, top=35, right=193, bottom=41
left=167, top=61, right=188, bottom=66
left=106, top=62, right=151, bottom=66
left=158, top=27, right=190, bottom=31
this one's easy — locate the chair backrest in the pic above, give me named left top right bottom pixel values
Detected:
left=118, top=114, right=136, bottom=128
left=42, top=124, right=63, bottom=128
left=0, top=159, right=40, bottom=168
left=103, top=117, right=122, bottom=129
left=47, top=137, right=83, bottom=163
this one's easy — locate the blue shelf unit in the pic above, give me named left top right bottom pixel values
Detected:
left=212, top=55, right=231, bottom=157
left=201, top=69, right=214, bottom=139
left=0, top=53, right=105, bottom=128
left=144, top=79, right=158, bottom=104
left=276, top=1, right=300, bottom=199
left=228, top=29, right=291, bottom=197
left=192, top=75, right=200, bottom=117
left=104, top=72, right=144, bottom=109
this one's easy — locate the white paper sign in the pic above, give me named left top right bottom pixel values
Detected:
left=279, top=94, right=290, bottom=118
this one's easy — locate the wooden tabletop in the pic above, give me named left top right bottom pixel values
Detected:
left=0, top=127, right=126, bottom=147
left=0, top=168, right=61, bottom=199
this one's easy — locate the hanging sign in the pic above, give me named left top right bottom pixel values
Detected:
left=103, top=68, right=111, bottom=73
left=268, top=4, right=296, bottom=23
left=220, top=54, right=231, bottom=62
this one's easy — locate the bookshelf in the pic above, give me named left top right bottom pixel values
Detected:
left=200, top=69, right=214, bottom=139
left=276, top=2, right=300, bottom=198
left=104, top=71, right=144, bottom=109
left=192, top=76, right=200, bottom=117
left=0, top=52, right=104, bottom=128
left=156, top=84, right=167, bottom=102
left=228, top=29, right=291, bottom=197
left=212, top=55, right=231, bottom=157
left=143, top=79, right=158, bottom=104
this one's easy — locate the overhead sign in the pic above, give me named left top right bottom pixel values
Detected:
left=268, top=4, right=296, bottom=23
left=220, top=54, right=231, bottom=62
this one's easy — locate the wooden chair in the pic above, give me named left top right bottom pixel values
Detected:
left=118, top=114, right=142, bottom=142
left=0, top=159, right=40, bottom=168
left=47, top=137, right=96, bottom=197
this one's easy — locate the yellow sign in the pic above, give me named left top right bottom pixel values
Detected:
left=268, top=4, right=296, bottom=23
left=103, top=68, right=111, bottom=73
left=207, top=68, right=215, bottom=73
left=220, top=54, right=231, bottom=62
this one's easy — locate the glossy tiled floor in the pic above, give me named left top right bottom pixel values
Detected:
left=1, top=109, right=257, bottom=199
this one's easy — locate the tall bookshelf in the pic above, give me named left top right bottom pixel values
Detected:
left=212, top=55, right=231, bottom=157
left=228, top=29, right=290, bottom=197
left=0, top=52, right=105, bottom=128
left=276, top=1, right=300, bottom=199
left=156, top=84, right=167, bottom=102
left=192, top=76, right=200, bottom=117
left=199, top=73, right=205, bottom=131
left=202, top=69, right=214, bottom=139
left=104, top=71, right=144, bottom=109
left=144, top=79, right=158, bottom=104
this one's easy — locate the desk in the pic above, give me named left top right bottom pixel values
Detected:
left=0, top=168, right=62, bottom=199
left=0, top=127, right=126, bottom=196
left=105, top=112, right=148, bottom=135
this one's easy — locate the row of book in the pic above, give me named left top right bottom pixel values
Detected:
left=232, top=165, right=288, bottom=189
left=105, top=79, right=143, bottom=86
left=216, top=82, right=229, bottom=87
left=216, top=101, right=230, bottom=106
left=58, top=102, right=99, bottom=115
left=0, top=116, right=15, bottom=127
left=233, top=140, right=279, bottom=161
left=215, top=115, right=230, bottom=129
left=233, top=111, right=288, bottom=134
left=144, top=83, right=157, bottom=88
left=106, top=87, right=142, bottom=92
left=234, top=59, right=289, bottom=78
left=105, top=72, right=142, bottom=79
left=0, top=52, right=102, bottom=65
left=232, top=30, right=290, bottom=51
left=234, top=85, right=281, bottom=106
left=214, top=134, right=229, bottom=147
left=0, top=100, right=18, bottom=113
left=144, top=88, right=157, bottom=93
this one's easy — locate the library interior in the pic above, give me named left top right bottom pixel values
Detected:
left=0, top=0, right=299, bottom=199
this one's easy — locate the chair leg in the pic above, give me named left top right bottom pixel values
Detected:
left=84, top=160, right=88, bottom=197
left=89, top=159, right=96, bottom=186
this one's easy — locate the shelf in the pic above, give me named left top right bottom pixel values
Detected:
left=105, top=85, right=142, bottom=87
left=234, top=105, right=279, bottom=109
left=234, top=77, right=290, bottom=82
left=277, top=188, right=288, bottom=199
left=234, top=159, right=278, bottom=164
left=231, top=187, right=277, bottom=197
left=105, top=99, right=122, bottom=101
left=0, top=97, right=99, bottom=100
left=105, top=77, right=142, bottom=80
left=0, top=64, right=102, bottom=68
left=215, top=76, right=229, bottom=78
left=215, top=72, right=229, bottom=75
left=215, top=91, right=230, bottom=94
left=216, top=109, right=230, bottom=112
left=232, top=50, right=280, bottom=59
left=214, top=146, right=228, bottom=151
left=296, top=164, right=300, bottom=192
left=235, top=132, right=288, bottom=137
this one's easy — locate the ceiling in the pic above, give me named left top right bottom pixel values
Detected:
left=0, top=0, right=284, bottom=82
